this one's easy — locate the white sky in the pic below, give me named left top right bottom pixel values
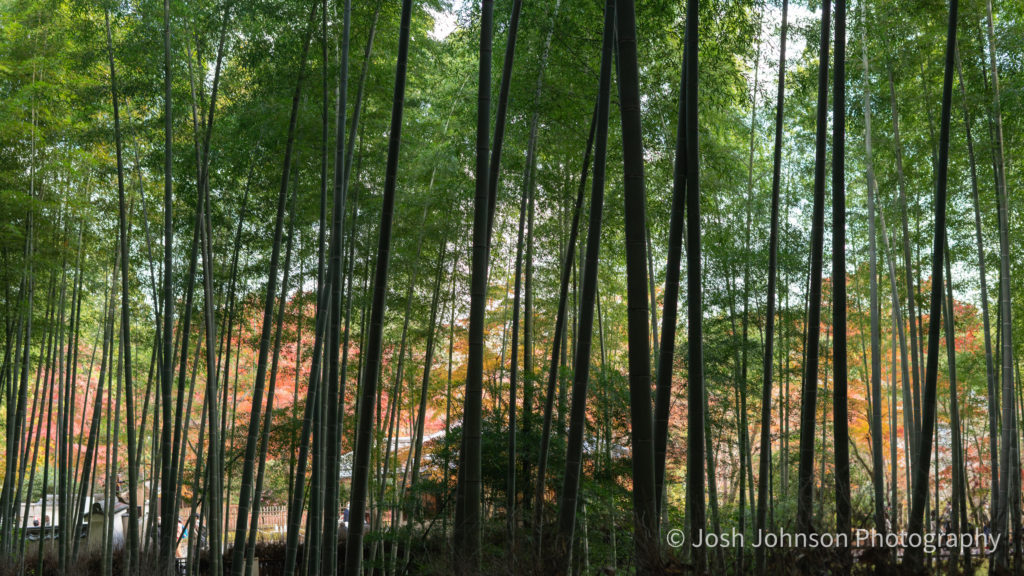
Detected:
left=428, top=5, right=460, bottom=41
left=428, top=1, right=820, bottom=47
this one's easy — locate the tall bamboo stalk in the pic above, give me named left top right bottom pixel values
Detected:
left=755, top=2, right=788, bottom=572
left=554, top=0, right=613, bottom=566
left=345, top=0, right=414, bottom=573
left=905, top=0, right=957, bottom=568
left=796, top=0, right=831, bottom=538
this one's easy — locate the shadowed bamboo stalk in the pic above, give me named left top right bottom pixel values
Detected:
left=860, top=1, right=888, bottom=542
left=346, top=0, right=414, bottom=573
left=616, top=0, right=659, bottom=570
left=755, top=1, right=788, bottom=572
left=796, top=0, right=831, bottom=540
left=905, top=0, right=957, bottom=568
left=554, top=0, right=613, bottom=567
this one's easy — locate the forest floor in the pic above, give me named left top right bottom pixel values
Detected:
left=0, top=521, right=1005, bottom=576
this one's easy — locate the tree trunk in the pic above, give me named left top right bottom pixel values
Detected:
left=160, top=0, right=176, bottom=566
left=653, top=6, right=689, bottom=524
left=229, top=4, right=318, bottom=572
left=319, top=0, right=352, bottom=568
left=753, top=0, right=790, bottom=565
left=404, top=239, right=449, bottom=561
left=244, top=189, right=299, bottom=576
left=860, top=1, right=886, bottom=535
left=755, top=1, right=788, bottom=572
left=484, top=0, right=524, bottom=249
left=72, top=261, right=116, bottom=560
left=554, top=1, right=613, bottom=567
left=905, top=0, right=957, bottom=568
left=522, top=152, right=537, bottom=512
left=504, top=0, right=530, bottom=530
left=345, top=0, right=414, bottom=573
left=985, top=0, right=1018, bottom=564
left=879, top=209, right=912, bottom=530
left=533, top=99, right=597, bottom=554
left=796, top=0, right=831, bottom=537
left=956, top=46, right=999, bottom=549
left=103, top=10, right=141, bottom=568
left=944, top=243, right=970, bottom=570
left=885, top=63, right=923, bottom=453
left=615, top=0, right=659, bottom=569
left=735, top=22, right=763, bottom=573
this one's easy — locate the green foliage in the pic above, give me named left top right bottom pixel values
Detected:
left=2, top=0, right=1023, bottom=571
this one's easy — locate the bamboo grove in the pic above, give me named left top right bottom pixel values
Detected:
left=0, top=0, right=1022, bottom=574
